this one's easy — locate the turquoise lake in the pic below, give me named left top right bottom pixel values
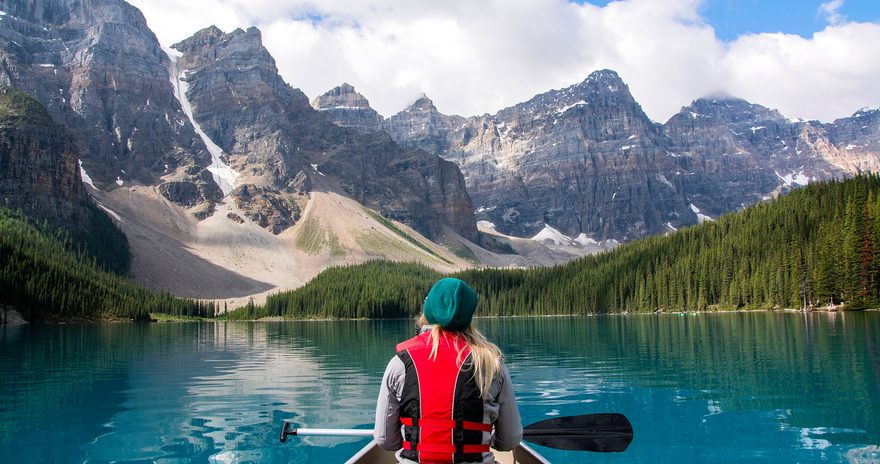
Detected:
left=1, top=312, right=879, bottom=463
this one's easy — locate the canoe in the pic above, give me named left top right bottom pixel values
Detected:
left=345, top=440, right=551, bottom=464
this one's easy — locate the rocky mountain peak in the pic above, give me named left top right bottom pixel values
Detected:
left=170, top=25, right=476, bottom=240
left=558, top=69, right=630, bottom=101
left=407, top=94, right=438, bottom=113
left=850, top=107, right=879, bottom=120
left=312, top=83, right=373, bottom=110
left=179, top=25, right=225, bottom=46
left=383, top=92, right=466, bottom=156
left=580, top=69, right=625, bottom=88
left=311, top=83, right=383, bottom=133
left=384, top=69, right=670, bottom=240
left=494, top=68, right=643, bottom=126
left=680, top=97, right=787, bottom=125
left=173, top=26, right=275, bottom=73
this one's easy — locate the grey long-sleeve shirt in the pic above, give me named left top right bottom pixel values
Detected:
left=373, top=346, right=523, bottom=464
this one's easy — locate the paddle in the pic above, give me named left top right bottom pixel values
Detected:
left=522, top=412, right=632, bottom=452
left=280, top=412, right=632, bottom=452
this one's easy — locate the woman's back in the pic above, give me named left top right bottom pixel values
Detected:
left=373, top=278, right=522, bottom=464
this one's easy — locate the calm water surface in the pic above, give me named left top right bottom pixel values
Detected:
left=1, top=312, right=879, bottom=463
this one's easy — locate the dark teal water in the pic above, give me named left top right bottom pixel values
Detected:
left=1, top=312, right=879, bottom=463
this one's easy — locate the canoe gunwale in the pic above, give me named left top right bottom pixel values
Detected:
left=344, top=439, right=551, bottom=464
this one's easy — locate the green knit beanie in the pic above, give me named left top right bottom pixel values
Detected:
left=423, top=278, right=478, bottom=330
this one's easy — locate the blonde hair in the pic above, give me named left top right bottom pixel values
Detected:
left=418, top=314, right=502, bottom=399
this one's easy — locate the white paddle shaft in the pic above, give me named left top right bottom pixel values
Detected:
left=293, top=428, right=374, bottom=437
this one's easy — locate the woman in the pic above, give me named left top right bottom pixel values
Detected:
left=374, top=278, right=522, bottom=464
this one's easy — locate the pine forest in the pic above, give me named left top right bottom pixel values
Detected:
left=0, top=209, right=215, bottom=321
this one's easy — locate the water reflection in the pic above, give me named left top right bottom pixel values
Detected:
left=1, top=313, right=879, bottom=463
left=479, top=312, right=880, bottom=463
left=75, top=323, right=386, bottom=463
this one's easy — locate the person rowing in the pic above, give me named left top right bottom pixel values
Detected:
left=373, top=278, right=523, bottom=463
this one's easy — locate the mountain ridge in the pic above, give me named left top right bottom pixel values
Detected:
left=317, top=70, right=880, bottom=241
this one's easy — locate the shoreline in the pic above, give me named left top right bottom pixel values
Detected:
left=6, top=307, right=876, bottom=325
left=97, top=307, right=880, bottom=323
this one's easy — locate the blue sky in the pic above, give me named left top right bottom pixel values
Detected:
left=703, top=0, right=879, bottom=40
left=580, top=0, right=880, bottom=41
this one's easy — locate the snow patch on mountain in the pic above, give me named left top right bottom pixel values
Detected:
left=574, top=233, right=598, bottom=246
left=775, top=169, right=810, bottom=187
left=556, top=100, right=586, bottom=115
left=310, top=163, right=325, bottom=176
left=532, top=224, right=575, bottom=246
left=78, top=160, right=96, bottom=189
left=96, top=202, right=123, bottom=222
left=165, top=48, right=239, bottom=197
left=689, top=203, right=713, bottom=223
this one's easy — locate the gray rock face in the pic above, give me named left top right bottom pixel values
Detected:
left=172, top=26, right=476, bottom=240
left=662, top=97, right=812, bottom=219
left=384, top=94, right=466, bottom=156
left=386, top=71, right=688, bottom=240
left=663, top=98, right=880, bottom=214
left=311, top=83, right=383, bottom=133
left=384, top=70, right=880, bottom=241
left=0, top=0, right=221, bottom=214
left=0, top=87, right=91, bottom=229
left=826, top=108, right=880, bottom=171
left=229, top=184, right=300, bottom=235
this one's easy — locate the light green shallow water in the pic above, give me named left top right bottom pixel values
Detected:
left=1, top=312, right=878, bottom=463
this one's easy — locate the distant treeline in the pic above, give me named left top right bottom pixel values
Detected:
left=0, top=208, right=214, bottom=321
left=224, top=261, right=439, bottom=320
left=227, top=175, right=880, bottom=319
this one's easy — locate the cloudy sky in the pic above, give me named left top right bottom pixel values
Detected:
left=129, top=0, right=880, bottom=123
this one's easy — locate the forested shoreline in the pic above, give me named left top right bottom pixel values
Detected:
left=226, top=175, right=880, bottom=319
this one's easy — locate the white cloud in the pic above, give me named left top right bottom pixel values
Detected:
left=129, top=0, right=880, bottom=123
left=724, top=22, right=880, bottom=122
left=819, top=0, right=847, bottom=26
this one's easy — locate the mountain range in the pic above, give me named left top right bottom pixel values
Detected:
left=314, top=73, right=880, bottom=242
left=1, top=0, right=878, bottom=304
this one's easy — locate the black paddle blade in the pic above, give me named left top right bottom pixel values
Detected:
left=280, top=421, right=291, bottom=443
left=523, top=413, right=633, bottom=452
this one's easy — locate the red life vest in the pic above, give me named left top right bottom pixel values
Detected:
left=395, top=331, right=493, bottom=463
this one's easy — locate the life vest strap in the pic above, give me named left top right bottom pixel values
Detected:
left=401, top=417, right=493, bottom=432
left=402, top=441, right=490, bottom=454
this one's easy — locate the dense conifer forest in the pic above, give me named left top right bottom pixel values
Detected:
left=227, top=175, right=880, bottom=319
left=0, top=209, right=214, bottom=321
left=224, top=261, right=440, bottom=320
